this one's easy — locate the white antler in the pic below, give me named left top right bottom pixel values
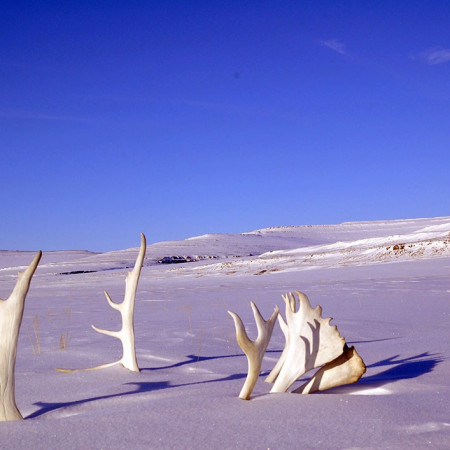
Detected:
left=228, top=302, right=279, bottom=400
left=0, top=251, right=41, bottom=421
left=264, top=308, right=289, bottom=383
left=57, top=233, right=146, bottom=373
left=270, top=291, right=345, bottom=393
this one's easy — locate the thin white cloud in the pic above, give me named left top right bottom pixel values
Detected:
left=0, top=108, right=84, bottom=122
left=174, top=99, right=301, bottom=121
left=419, top=48, right=450, bottom=65
left=319, top=39, right=346, bottom=55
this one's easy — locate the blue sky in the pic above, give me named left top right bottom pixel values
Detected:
left=1, top=1, right=449, bottom=251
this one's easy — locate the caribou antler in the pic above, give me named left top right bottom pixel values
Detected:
left=270, top=291, right=346, bottom=393
left=231, top=291, right=365, bottom=398
left=0, top=251, right=41, bottom=421
left=228, top=302, right=279, bottom=400
left=57, top=233, right=146, bottom=373
left=264, top=311, right=289, bottom=383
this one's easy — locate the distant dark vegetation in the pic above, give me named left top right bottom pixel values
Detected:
left=157, top=255, right=219, bottom=264
left=60, top=270, right=97, bottom=275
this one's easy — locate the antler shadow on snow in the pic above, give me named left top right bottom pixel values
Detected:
left=139, top=349, right=282, bottom=372
left=28, top=351, right=440, bottom=418
left=362, top=352, right=443, bottom=383
left=27, top=381, right=171, bottom=419
left=27, top=372, right=249, bottom=419
left=316, top=352, right=443, bottom=394
left=348, top=337, right=401, bottom=345
left=28, top=350, right=286, bottom=419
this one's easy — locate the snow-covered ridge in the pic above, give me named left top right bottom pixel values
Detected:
left=0, top=216, right=449, bottom=448
left=190, top=220, right=450, bottom=276
left=1, top=217, right=449, bottom=277
left=0, top=250, right=98, bottom=272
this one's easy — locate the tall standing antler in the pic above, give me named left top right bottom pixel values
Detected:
left=0, top=251, right=41, bottom=421
left=228, top=302, right=279, bottom=400
left=57, top=233, right=146, bottom=373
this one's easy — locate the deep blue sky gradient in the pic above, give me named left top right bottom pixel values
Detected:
left=1, top=1, right=449, bottom=251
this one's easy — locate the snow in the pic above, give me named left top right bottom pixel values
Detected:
left=0, top=217, right=449, bottom=448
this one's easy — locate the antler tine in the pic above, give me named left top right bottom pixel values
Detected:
left=132, top=233, right=146, bottom=271
left=124, top=233, right=146, bottom=306
left=289, top=292, right=297, bottom=312
left=250, top=301, right=265, bottom=338
left=270, top=304, right=280, bottom=322
left=295, top=290, right=313, bottom=310
left=91, top=325, right=121, bottom=340
left=104, top=291, right=121, bottom=311
left=229, top=302, right=279, bottom=400
left=22, top=250, right=42, bottom=277
left=281, top=293, right=296, bottom=313
left=228, top=310, right=253, bottom=353
left=250, top=302, right=279, bottom=342
left=10, top=251, right=42, bottom=301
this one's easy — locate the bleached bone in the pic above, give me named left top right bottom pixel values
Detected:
left=0, top=251, right=41, bottom=421
left=57, top=233, right=146, bottom=373
left=292, top=344, right=366, bottom=394
left=228, top=302, right=279, bottom=400
left=264, top=312, right=289, bottom=383
left=270, top=291, right=345, bottom=393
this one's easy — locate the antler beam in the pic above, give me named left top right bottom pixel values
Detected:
left=0, top=251, right=41, bottom=421
left=270, top=291, right=345, bottom=393
left=57, top=233, right=146, bottom=373
left=228, top=302, right=279, bottom=400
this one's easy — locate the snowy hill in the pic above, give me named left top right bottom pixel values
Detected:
left=2, top=216, right=449, bottom=277
left=0, top=217, right=449, bottom=448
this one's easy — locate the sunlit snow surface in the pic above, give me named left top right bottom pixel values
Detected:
left=0, top=217, right=449, bottom=448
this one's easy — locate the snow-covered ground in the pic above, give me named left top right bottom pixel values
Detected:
left=0, top=217, right=449, bottom=448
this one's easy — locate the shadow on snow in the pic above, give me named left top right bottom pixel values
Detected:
left=139, top=349, right=282, bottom=371
left=27, top=351, right=442, bottom=418
left=312, top=351, right=443, bottom=394
left=27, top=372, right=247, bottom=419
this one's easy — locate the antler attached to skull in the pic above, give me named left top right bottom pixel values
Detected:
left=230, top=291, right=366, bottom=399
left=269, top=291, right=347, bottom=392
